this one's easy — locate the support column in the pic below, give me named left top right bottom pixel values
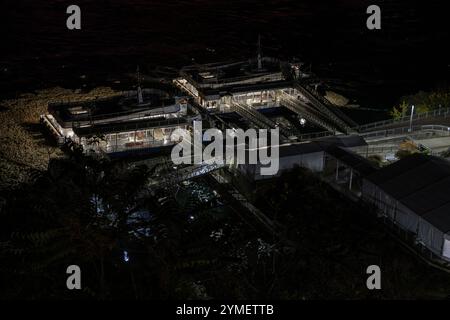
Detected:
left=335, top=160, right=339, bottom=181
left=349, top=168, right=353, bottom=190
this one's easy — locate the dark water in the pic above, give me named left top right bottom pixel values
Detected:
left=1, top=0, right=449, bottom=107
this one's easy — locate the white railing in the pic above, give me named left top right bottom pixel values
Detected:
left=293, top=83, right=355, bottom=133
left=230, top=100, right=299, bottom=139
left=147, top=162, right=225, bottom=188
left=279, top=91, right=336, bottom=133
left=361, top=124, right=450, bottom=140
left=354, top=145, right=398, bottom=157
left=74, top=117, right=189, bottom=136
left=357, top=107, right=450, bottom=132
left=297, top=130, right=335, bottom=141
left=101, top=140, right=171, bottom=154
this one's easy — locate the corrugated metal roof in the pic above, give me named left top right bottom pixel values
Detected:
left=366, top=154, right=430, bottom=185
left=366, top=154, right=450, bottom=233
left=422, top=202, right=450, bottom=233
left=325, top=146, right=377, bottom=176
left=317, top=135, right=368, bottom=148
left=73, top=117, right=189, bottom=136
left=202, top=80, right=292, bottom=97
left=278, top=142, right=324, bottom=158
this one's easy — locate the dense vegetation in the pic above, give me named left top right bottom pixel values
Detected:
left=390, top=87, right=450, bottom=119
left=2, top=155, right=450, bottom=299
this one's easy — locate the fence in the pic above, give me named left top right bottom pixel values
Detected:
left=73, top=116, right=190, bottom=137
left=361, top=125, right=450, bottom=140
left=353, top=145, right=398, bottom=158
left=356, top=107, right=450, bottom=132
left=297, top=130, right=335, bottom=141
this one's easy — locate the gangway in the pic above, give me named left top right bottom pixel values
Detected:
left=144, top=162, right=225, bottom=190
left=207, top=171, right=282, bottom=236
left=292, top=82, right=357, bottom=134
left=229, top=100, right=298, bottom=140
left=279, top=91, right=337, bottom=133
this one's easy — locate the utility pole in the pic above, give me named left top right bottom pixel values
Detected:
left=137, top=65, right=143, bottom=105
left=257, top=35, right=263, bottom=71
left=409, top=105, right=415, bottom=133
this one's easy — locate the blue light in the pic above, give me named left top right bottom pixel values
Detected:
left=123, top=250, right=130, bottom=262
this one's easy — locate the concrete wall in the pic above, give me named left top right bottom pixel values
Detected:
left=238, top=151, right=325, bottom=181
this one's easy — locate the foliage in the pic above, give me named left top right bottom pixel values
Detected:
left=395, top=149, right=417, bottom=160
left=399, top=140, right=419, bottom=152
left=441, top=148, right=450, bottom=158
left=250, top=167, right=450, bottom=299
left=367, top=155, right=383, bottom=168
left=2, top=158, right=450, bottom=299
left=390, top=87, right=450, bottom=119
left=390, top=100, right=409, bottom=120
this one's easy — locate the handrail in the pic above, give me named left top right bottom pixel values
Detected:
left=54, top=101, right=180, bottom=124
left=230, top=101, right=272, bottom=130
left=297, top=130, right=335, bottom=141
left=292, top=82, right=354, bottom=133
left=360, top=124, right=450, bottom=140
left=356, top=107, right=450, bottom=132
left=279, top=91, right=337, bottom=133
left=230, top=100, right=299, bottom=139
left=74, top=117, right=189, bottom=136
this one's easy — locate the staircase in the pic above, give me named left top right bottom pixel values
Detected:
left=293, top=82, right=357, bottom=134
left=147, top=162, right=225, bottom=189
left=230, top=100, right=299, bottom=139
left=279, top=91, right=337, bottom=133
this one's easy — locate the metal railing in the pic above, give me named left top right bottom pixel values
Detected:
left=40, top=115, right=65, bottom=145
left=60, top=102, right=188, bottom=131
left=74, top=117, right=189, bottom=135
left=356, top=107, right=450, bottom=132
left=147, top=162, right=225, bottom=188
left=101, top=140, right=171, bottom=154
left=293, top=82, right=355, bottom=133
left=230, top=100, right=299, bottom=139
left=279, top=91, right=337, bottom=133
left=230, top=101, right=273, bottom=130
left=180, top=71, right=284, bottom=90
left=361, top=124, right=450, bottom=140
left=296, top=130, right=335, bottom=141
left=354, top=145, right=399, bottom=157
left=208, top=170, right=280, bottom=235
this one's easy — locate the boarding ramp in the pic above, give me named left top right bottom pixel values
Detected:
left=229, top=100, right=299, bottom=140
left=146, top=162, right=225, bottom=189
left=356, top=107, right=450, bottom=133
left=279, top=91, right=338, bottom=133
left=292, top=82, right=357, bottom=134
left=361, top=124, right=450, bottom=142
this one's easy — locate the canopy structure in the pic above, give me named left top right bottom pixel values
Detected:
left=362, top=154, right=450, bottom=261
